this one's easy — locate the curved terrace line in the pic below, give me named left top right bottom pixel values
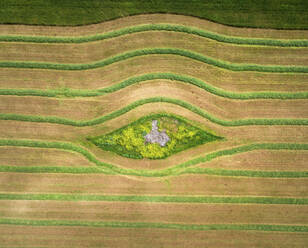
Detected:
left=1, top=97, right=308, bottom=127
left=1, top=139, right=307, bottom=177
left=1, top=218, right=307, bottom=232
left=1, top=24, right=308, bottom=47
left=1, top=48, right=307, bottom=73
left=1, top=73, right=308, bottom=100
left=1, top=193, right=307, bottom=205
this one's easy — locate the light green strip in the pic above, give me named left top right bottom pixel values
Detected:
left=0, top=24, right=307, bottom=47
left=0, top=193, right=307, bottom=205
left=1, top=97, right=308, bottom=127
left=0, top=165, right=307, bottom=178
left=0, top=48, right=307, bottom=73
left=1, top=139, right=307, bottom=177
left=1, top=73, right=307, bottom=99
left=0, top=218, right=307, bottom=232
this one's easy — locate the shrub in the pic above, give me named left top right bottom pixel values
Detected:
left=88, top=113, right=222, bottom=159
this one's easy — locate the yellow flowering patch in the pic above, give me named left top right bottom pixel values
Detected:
left=89, top=114, right=223, bottom=159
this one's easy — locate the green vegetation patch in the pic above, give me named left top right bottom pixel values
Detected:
left=1, top=0, right=308, bottom=29
left=88, top=113, right=222, bottom=159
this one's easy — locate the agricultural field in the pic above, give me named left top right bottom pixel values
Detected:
left=0, top=1, right=308, bottom=247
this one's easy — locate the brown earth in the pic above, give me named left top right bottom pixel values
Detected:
left=0, top=147, right=93, bottom=167
left=1, top=200, right=307, bottom=225
left=0, top=14, right=307, bottom=39
left=0, top=173, right=307, bottom=197
left=1, top=56, right=307, bottom=93
left=1, top=80, right=307, bottom=121
left=199, top=150, right=308, bottom=171
left=1, top=31, right=307, bottom=66
left=1, top=225, right=307, bottom=248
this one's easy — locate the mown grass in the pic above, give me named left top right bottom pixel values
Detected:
left=1, top=0, right=307, bottom=29
left=1, top=24, right=308, bottom=47
left=0, top=218, right=307, bottom=232
left=1, top=73, right=307, bottom=99
left=1, top=48, right=307, bottom=73
left=0, top=193, right=307, bottom=205
left=1, top=97, right=308, bottom=127
left=0, top=165, right=307, bottom=178
left=1, top=139, right=308, bottom=177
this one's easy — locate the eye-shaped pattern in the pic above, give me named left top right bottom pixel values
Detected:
left=88, top=114, right=223, bottom=159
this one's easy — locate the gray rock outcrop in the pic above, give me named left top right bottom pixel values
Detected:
left=144, top=120, right=170, bottom=147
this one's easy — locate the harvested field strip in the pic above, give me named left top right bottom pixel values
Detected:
left=0, top=193, right=307, bottom=205
left=0, top=165, right=307, bottom=178
left=0, top=218, right=307, bottom=232
left=1, top=24, right=308, bottom=47
left=202, top=150, right=308, bottom=171
left=1, top=173, right=305, bottom=197
left=2, top=200, right=307, bottom=226
left=1, top=226, right=307, bottom=248
left=0, top=146, right=93, bottom=167
left=1, top=57, right=306, bottom=93
left=1, top=97, right=307, bottom=126
left=1, top=73, right=307, bottom=100
left=1, top=139, right=307, bottom=177
left=2, top=32, right=307, bottom=67
left=1, top=48, right=307, bottom=73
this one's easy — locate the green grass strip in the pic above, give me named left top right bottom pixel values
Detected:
left=1, top=73, right=307, bottom=99
left=0, top=193, right=307, bottom=205
left=0, top=218, right=307, bottom=232
left=1, top=24, right=307, bottom=47
left=0, top=165, right=107, bottom=174
left=0, top=165, right=307, bottom=178
left=1, top=97, right=307, bottom=127
left=1, top=139, right=308, bottom=177
left=0, top=48, right=307, bottom=73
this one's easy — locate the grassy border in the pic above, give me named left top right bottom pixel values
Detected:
left=0, top=48, right=307, bottom=73
left=1, top=139, right=308, bottom=177
left=0, top=165, right=307, bottom=178
left=1, top=97, right=307, bottom=127
left=1, top=24, right=308, bottom=47
left=1, top=73, right=307, bottom=99
left=0, top=218, right=307, bottom=232
left=0, top=193, right=307, bottom=205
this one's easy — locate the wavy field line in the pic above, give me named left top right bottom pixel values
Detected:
left=1, top=24, right=307, bottom=47
left=1, top=48, right=307, bottom=73
left=1, top=73, right=307, bottom=100
left=1, top=97, right=307, bottom=127
left=0, top=218, right=307, bottom=232
left=1, top=165, right=307, bottom=178
left=1, top=139, right=307, bottom=177
left=0, top=193, right=307, bottom=205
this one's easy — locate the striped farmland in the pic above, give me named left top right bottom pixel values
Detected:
left=0, top=13, right=307, bottom=248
